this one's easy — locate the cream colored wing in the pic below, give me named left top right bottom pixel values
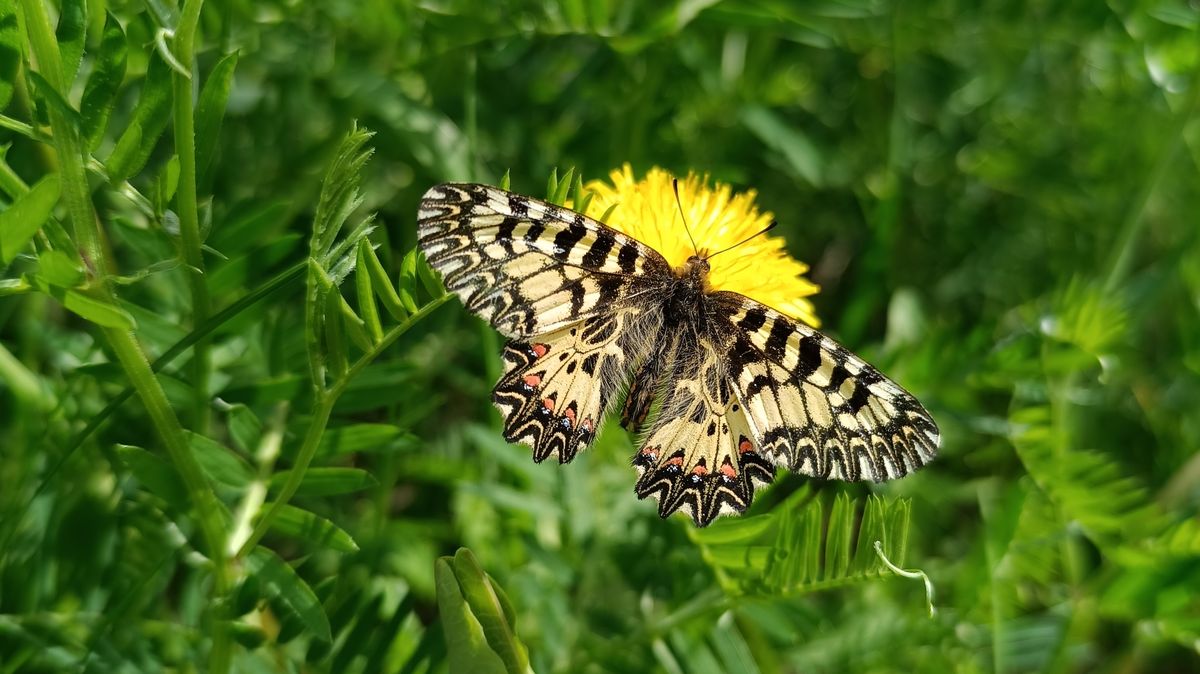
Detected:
left=418, top=183, right=671, bottom=338
left=493, top=306, right=660, bottom=463
left=713, top=292, right=939, bottom=482
left=632, top=340, right=776, bottom=526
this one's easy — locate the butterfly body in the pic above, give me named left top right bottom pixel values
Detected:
left=418, top=182, right=939, bottom=526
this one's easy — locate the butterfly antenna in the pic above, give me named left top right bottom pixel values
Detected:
left=673, top=178, right=701, bottom=257
left=705, top=220, right=779, bottom=260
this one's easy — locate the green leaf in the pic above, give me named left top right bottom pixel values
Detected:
left=26, top=70, right=82, bottom=131
left=55, top=0, right=87, bottom=82
left=246, top=547, right=332, bottom=642
left=267, top=467, right=377, bottom=497
left=355, top=240, right=384, bottom=342
left=435, top=554, right=509, bottom=674
left=0, top=174, right=60, bottom=266
left=398, top=247, right=419, bottom=314
left=185, top=431, right=254, bottom=488
left=324, top=283, right=349, bottom=380
left=36, top=249, right=84, bottom=287
left=226, top=403, right=263, bottom=454
left=449, top=548, right=530, bottom=674
left=739, top=105, right=823, bottom=187
left=314, top=423, right=406, bottom=457
left=362, top=239, right=408, bottom=321
left=115, top=444, right=188, bottom=509
left=27, top=276, right=135, bottom=329
left=0, top=0, right=20, bottom=111
left=265, top=504, right=359, bottom=553
left=196, top=51, right=239, bottom=186
left=80, top=12, right=129, bottom=152
left=106, top=54, right=174, bottom=182
left=415, top=250, right=446, bottom=299
left=690, top=488, right=915, bottom=596
left=499, top=168, right=510, bottom=191
left=311, top=124, right=374, bottom=262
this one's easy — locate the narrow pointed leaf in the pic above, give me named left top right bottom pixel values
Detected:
left=265, top=504, right=359, bottom=553
left=267, top=467, right=377, bottom=497
left=0, top=174, right=60, bottom=265
left=0, top=0, right=20, bottom=111
left=185, top=431, right=254, bottom=488
left=435, top=556, right=508, bottom=674
left=55, top=0, right=87, bottom=82
left=362, top=240, right=408, bottom=320
left=355, top=240, right=384, bottom=342
left=196, top=51, right=239, bottom=185
left=106, top=54, right=173, bottom=182
left=80, top=12, right=129, bottom=152
left=246, top=547, right=332, bottom=642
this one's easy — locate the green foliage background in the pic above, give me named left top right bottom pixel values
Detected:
left=1, top=1, right=1198, bottom=672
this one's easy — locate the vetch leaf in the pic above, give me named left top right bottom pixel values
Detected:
left=267, top=467, right=377, bottom=497
left=0, top=0, right=20, bottom=111
left=35, top=249, right=84, bottom=287
left=362, top=239, right=407, bottom=321
left=185, top=431, right=254, bottom=488
left=115, top=444, right=188, bottom=509
left=55, top=0, right=87, bottom=82
left=355, top=240, right=383, bottom=342
left=196, top=51, right=238, bottom=186
left=398, top=247, right=419, bottom=314
left=80, top=13, right=129, bottom=152
left=265, top=504, right=359, bottom=553
left=0, top=174, right=60, bottom=266
left=246, top=547, right=332, bottom=642
left=313, top=423, right=406, bottom=457
left=26, top=70, right=82, bottom=131
left=106, top=54, right=174, bottom=182
left=27, top=276, right=135, bottom=329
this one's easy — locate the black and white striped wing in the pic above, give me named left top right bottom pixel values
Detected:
left=418, top=183, right=670, bottom=338
left=714, top=292, right=940, bottom=483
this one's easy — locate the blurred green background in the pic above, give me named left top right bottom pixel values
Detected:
left=1, top=0, right=1199, bottom=672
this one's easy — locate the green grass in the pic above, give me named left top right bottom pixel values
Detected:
left=1, top=1, right=1198, bottom=672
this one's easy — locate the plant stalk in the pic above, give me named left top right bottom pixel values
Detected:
left=19, top=1, right=231, bottom=671
left=172, top=0, right=212, bottom=433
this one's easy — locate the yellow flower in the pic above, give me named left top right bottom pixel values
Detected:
left=582, top=164, right=821, bottom=327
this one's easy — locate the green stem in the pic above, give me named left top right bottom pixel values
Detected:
left=235, top=294, right=451, bottom=559
left=0, top=112, right=40, bottom=140
left=172, top=0, right=212, bottom=433
left=19, top=2, right=230, bottom=671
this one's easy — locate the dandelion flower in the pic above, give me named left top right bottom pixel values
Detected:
left=582, top=165, right=821, bottom=326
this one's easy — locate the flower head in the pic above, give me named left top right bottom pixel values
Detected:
left=582, top=165, right=821, bottom=326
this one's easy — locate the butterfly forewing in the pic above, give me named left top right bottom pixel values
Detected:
left=714, top=292, right=939, bottom=482
left=419, top=183, right=671, bottom=463
left=418, top=183, right=670, bottom=338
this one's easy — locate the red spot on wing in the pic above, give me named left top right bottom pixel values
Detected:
left=531, top=343, right=548, bottom=358
left=523, top=374, right=542, bottom=387
left=667, top=455, right=684, bottom=467
left=564, top=407, right=576, bottom=423
left=692, top=464, right=709, bottom=476
left=720, top=461, right=738, bottom=478
left=581, top=416, right=594, bottom=432
left=738, top=437, right=753, bottom=454
left=542, top=397, right=555, bottom=412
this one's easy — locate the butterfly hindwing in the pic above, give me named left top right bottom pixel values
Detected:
left=632, top=340, right=776, bottom=526
left=418, top=183, right=670, bottom=338
left=494, top=306, right=658, bottom=463
left=714, top=292, right=939, bottom=482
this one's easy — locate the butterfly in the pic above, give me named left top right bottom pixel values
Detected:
left=417, top=182, right=939, bottom=526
